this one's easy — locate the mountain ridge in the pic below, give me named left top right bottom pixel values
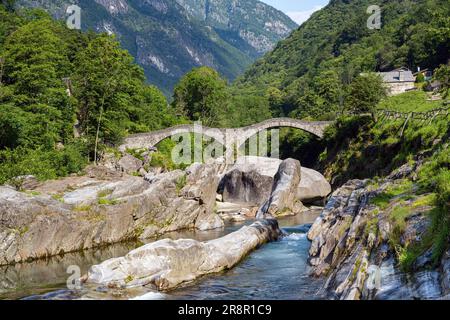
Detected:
left=17, top=0, right=297, bottom=96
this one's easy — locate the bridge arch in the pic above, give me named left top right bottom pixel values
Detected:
left=119, top=124, right=227, bottom=151
left=238, top=118, right=330, bottom=142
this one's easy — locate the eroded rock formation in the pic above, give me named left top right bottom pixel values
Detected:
left=307, top=175, right=450, bottom=300
left=257, top=158, right=304, bottom=218
left=0, top=163, right=223, bottom=266
left=84, top=219, right=281, bottom=290
left=218, top=156, right=331, bottom=206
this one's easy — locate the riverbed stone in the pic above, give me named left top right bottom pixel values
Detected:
left=218, top=169, right=273, bottom=205
left=297, top=168, right=331, bottom=203
left=118, top=154, right=143, bottom=174
left=257, top=158, right=303, bottom=218
left=17, top=175, right=40, bottom=190
left=85, top=219, right=281, bottom=290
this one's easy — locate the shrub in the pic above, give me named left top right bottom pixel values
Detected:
left=175, top=174, right=187, bottom=195
left=370, top=179, right=414, bottom=209
left=97, top=198, right=119, bottom=206
left=97, top=189, right=113, bottom=198
left=416, top=149, right=450, bottom=265
left=429, top=206, right=450, bottom=264
left=415, top=73, right=425, bottom=83
left=418, top=148, right=450, bottom=191
left=0, top=143, right=88, bottom=186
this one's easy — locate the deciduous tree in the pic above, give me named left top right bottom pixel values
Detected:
left=172, top=67, right=229, bottom=126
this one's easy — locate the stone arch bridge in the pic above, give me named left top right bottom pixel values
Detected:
left=119, top=118, right=333, bottom=152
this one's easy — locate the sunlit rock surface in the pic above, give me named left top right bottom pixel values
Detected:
left=85, top=219, right=281, bottom=290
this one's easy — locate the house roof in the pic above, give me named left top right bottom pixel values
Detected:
left=379, top=68, right=415, bottom=83
left=413, top=68, right=429, bottom=76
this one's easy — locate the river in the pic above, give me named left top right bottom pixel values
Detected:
left=0, top=211, right=325, bottom=300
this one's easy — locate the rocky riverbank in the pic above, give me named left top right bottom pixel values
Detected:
left=0, top=156, right=331, bottom=267
left=81, top=158, right=311, bottom=293
left=0, top=162, right=222, bottom=266
left=307, top=164, right=450, bottom=300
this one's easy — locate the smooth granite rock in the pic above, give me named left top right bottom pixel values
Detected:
left=85, top=219, right=281, bottom=290
left=257, top=158, right=303, bottom=218
left=0, top=163, right=223, bottom=266
left=218, top=156, right=330, bottom=205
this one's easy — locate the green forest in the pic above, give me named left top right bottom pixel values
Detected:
left=0, top=3, right=179, bottom=183
left=234, top=0, right=449, bottom=120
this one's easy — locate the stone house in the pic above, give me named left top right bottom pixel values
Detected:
left=379, top=67, right=416, bottom=96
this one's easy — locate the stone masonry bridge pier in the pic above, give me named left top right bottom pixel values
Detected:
left=119, top=118, right=333, bottom=154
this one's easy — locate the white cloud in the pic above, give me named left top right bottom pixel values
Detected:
left=287, top=5, right=324, bottom=25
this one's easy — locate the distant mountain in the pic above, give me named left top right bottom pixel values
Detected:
left=18, top=0, right=297, bottom=96
left=176, top=0, right=296, bottom=55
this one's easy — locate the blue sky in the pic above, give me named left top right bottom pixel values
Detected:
left=260, top=0, right=329, bottom=25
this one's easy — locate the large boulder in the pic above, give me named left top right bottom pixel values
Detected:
left=257, top=158, right=303, bottom=218
left=218, top=156, right=330, bottom=205
left=297, top=167, right=332, bottom=204
left=16, top=175, right=40, bottom=190
left=182, top=162, right=224, bottom=230
left=0, top=163, right=223, bottom=266
left=183, top=163, right=218, bottom=212
left=232, top=156, right=281, bottom=176
left=217, top=156, right=278, bottom=205
left=218, top=169, right=273, bottom=206
left=84, top=219, right=281, bottom=290
left=118, top=154, right=143, bottom=174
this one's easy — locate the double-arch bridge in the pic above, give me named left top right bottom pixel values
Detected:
left=118, top=118, right=333, bottom=153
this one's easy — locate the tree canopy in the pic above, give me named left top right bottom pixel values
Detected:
left=346, top=73, right=386, bottom=116
left=172, top=66, right=230, bottom=126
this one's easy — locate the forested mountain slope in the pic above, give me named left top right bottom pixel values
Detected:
left=234, top=0, right=450, bottom=119
left=18, top=0, right=297, bottom=96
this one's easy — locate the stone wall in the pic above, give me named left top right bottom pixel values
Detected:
left=385, top=82, right=416, bottom=96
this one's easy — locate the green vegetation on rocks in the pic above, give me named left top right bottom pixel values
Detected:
left=319, top=99, right=449, bottom=187
left=314, top=88, right=449, bottom=271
